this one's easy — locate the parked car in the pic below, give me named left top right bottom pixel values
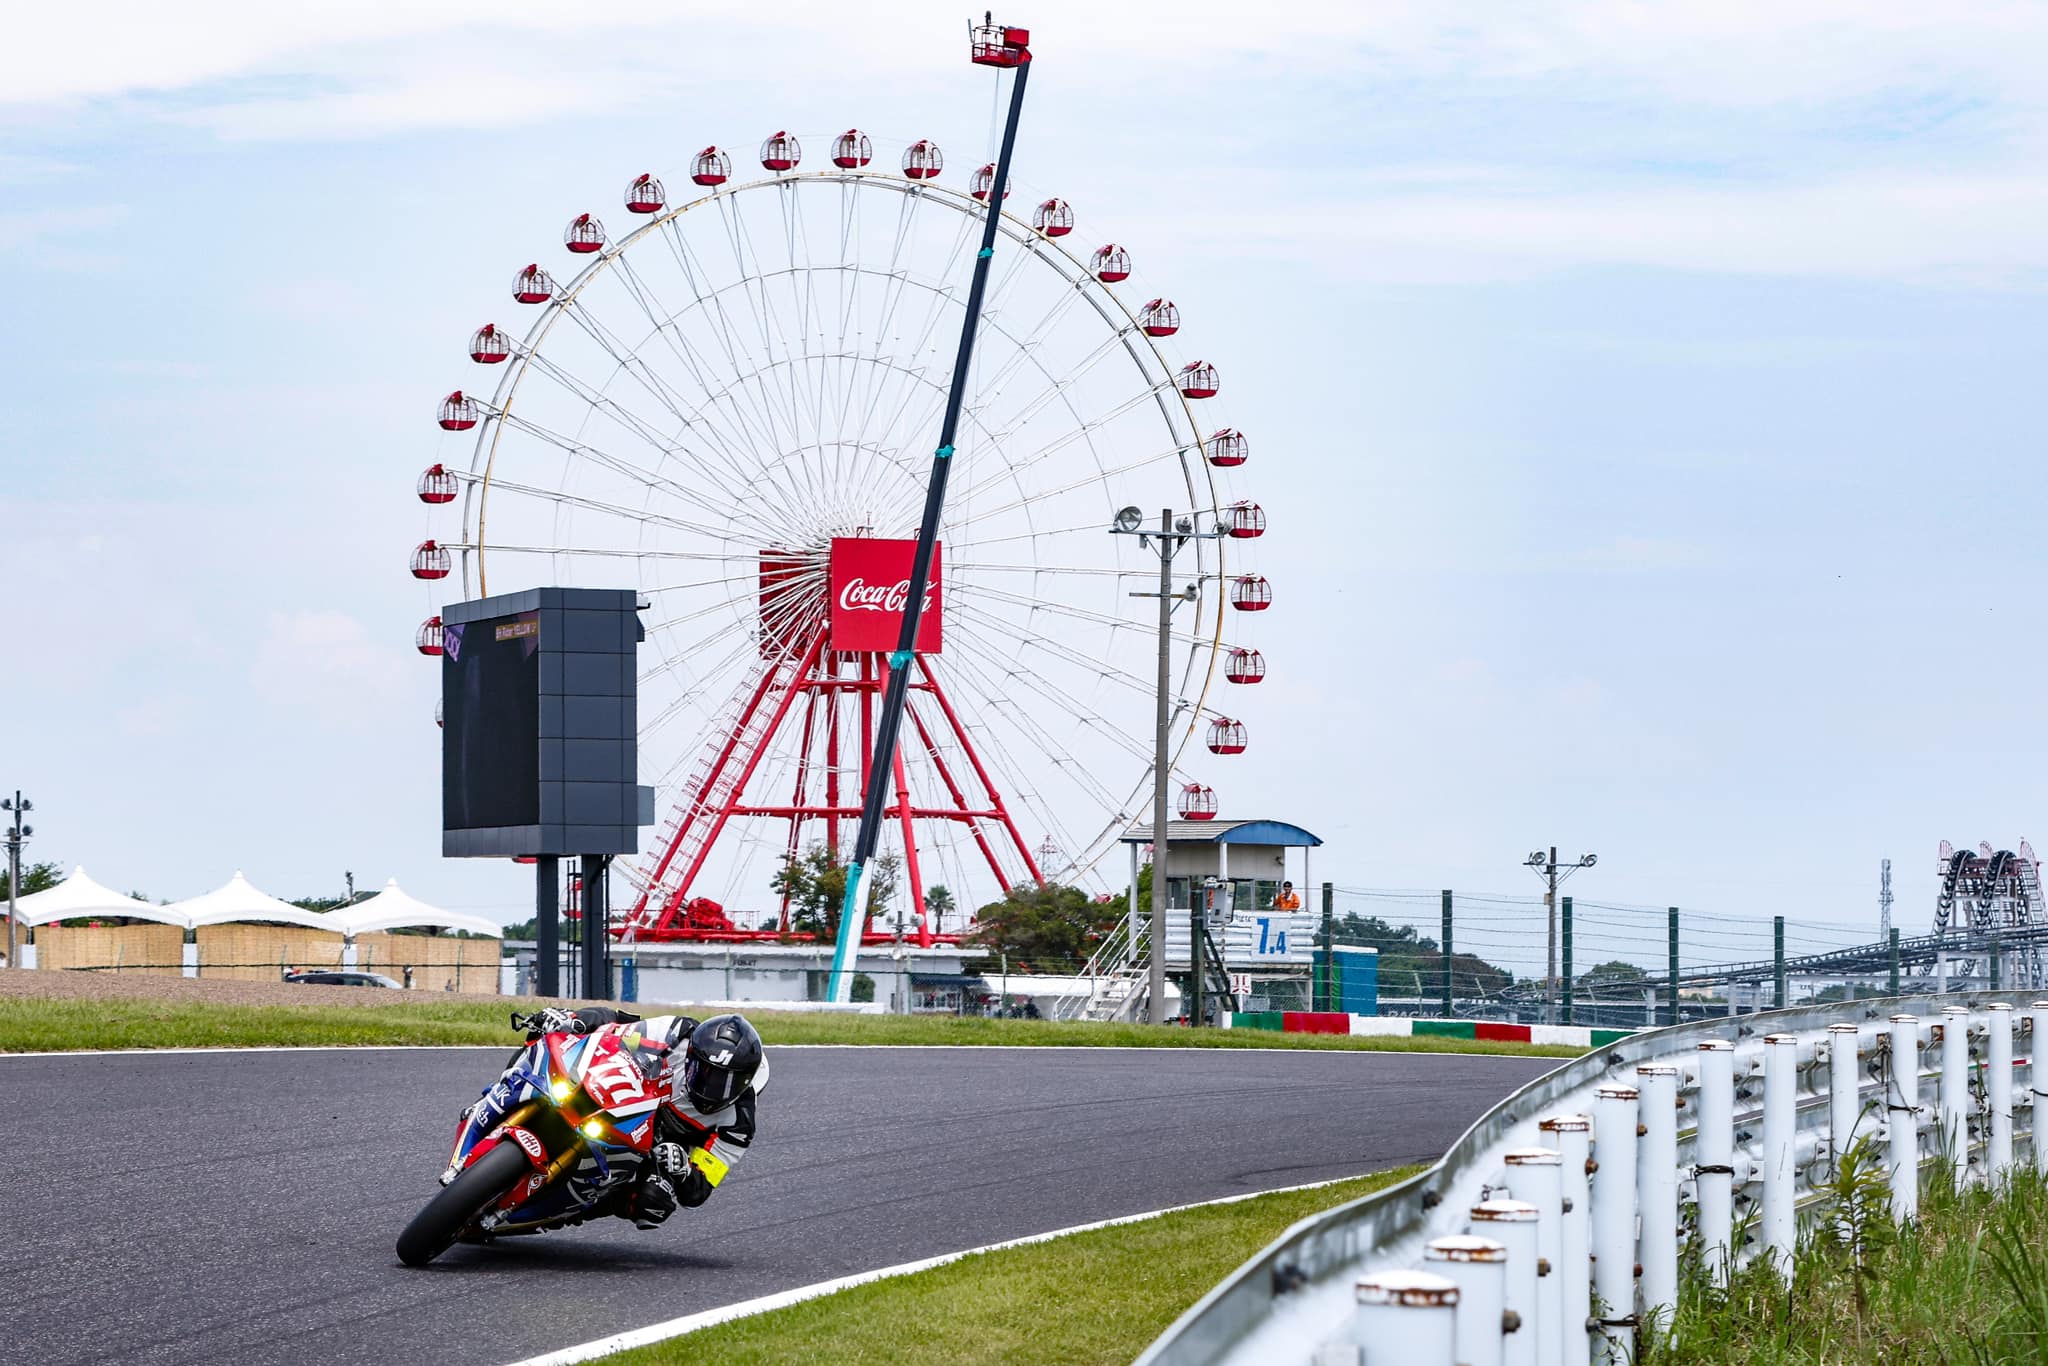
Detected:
left=283, top=970, right=404, bottom=989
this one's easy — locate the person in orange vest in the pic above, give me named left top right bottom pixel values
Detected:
left=1272, top=881, right=1302, bottom=912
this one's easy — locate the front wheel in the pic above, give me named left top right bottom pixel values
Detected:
left=396, top=1140, right=535, bottom=1267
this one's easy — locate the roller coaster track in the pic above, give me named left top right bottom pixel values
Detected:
left=1504, top=923, right=2048, bottom=1002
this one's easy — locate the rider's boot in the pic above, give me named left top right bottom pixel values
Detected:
left=629, top=1171, right=679, bottom=1230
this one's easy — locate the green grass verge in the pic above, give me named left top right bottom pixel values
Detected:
left=595, top=1166, right=1421, bottom=1366
left=0, top=997, right=1581, bottom=1057
left=1647, top=1143, right=2048, bottom=1364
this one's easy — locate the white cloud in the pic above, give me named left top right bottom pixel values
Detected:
left=1127, top=168, right=2048, bottom=283
left=114, top=696, right=190, bottom=738
left=0, top=205, right=125, bottom=252
left=10, top=2, right=2048, bottom=115
left=249, top=609, right=412, bottom=717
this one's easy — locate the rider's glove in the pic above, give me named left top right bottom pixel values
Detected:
left=652, top=1141, right=693, bottom=1182
left=528, top=1007, right=584, bottom=1038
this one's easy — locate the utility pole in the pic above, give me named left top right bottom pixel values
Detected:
left=1112, top=506, right=1225, bottom=1024
left=3, top=793, right=32, bottom=970
left=1879, top=858, right=1892, bottom=940
left=1524, top=845, right=1596, bottom=1023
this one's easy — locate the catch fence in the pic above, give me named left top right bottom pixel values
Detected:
left=1326, top=887, right=1890, bottom=1023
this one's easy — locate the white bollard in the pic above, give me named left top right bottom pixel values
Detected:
left=1888, top=1014, right=1921, bottom=1222
left=1635, top=1065, right=1680, bottom=1326
left=1589, top=1084, right=1638, bottom=1363
left=1988, top=1003, right=2013, bottom=1182
left=1356, top=1268, right=1460, bottom=1366
left=1470, top=1200, right=1539, bottom=1366
left=1539, top=1114, right=1594, bottom=1366
left=1761, top=1033, right=1798, bottom=1269
left=1504, top=1148, right=1564, bottom=1366
left=1694, top=1041, right=1735, bottom=1286
left=1941, top=1005, right=1971, bottom=1187
left=1828, top=1022, right=1862, bottom=1169
left=1426, top=1235, right=1507, bottom=1366
left=2033, top=1003, right=2048, bottom=1176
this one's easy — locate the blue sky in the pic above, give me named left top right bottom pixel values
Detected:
left=4, top=2, right=2045, bottom=938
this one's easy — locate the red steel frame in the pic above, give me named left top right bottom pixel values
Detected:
left=627, top=618, right=1044, bottom=945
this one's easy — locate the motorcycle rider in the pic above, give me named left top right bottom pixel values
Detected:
left=522, top=1005, right=765, bottom=1230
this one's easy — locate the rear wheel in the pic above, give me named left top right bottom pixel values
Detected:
left=396, top=1140, right=536, bottom=1267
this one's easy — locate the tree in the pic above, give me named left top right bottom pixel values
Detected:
left=967, top=882, right=1117, bottom=971
left=1101, top=861, right=1154, bottom=920
left=924, top=884, right=955, bottom=932
left=0, top=860, right=60, bottom=903
left=774, top=845, right=900, bottom=940
left=1578, top=960, right=1649, bottom=995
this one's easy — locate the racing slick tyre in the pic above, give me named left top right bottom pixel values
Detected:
left=396, top=1140, right=535, bottom=1267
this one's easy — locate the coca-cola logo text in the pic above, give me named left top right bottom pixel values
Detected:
left=836, top=577, right=937, bottom=615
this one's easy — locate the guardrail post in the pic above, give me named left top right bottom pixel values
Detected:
left=1887, top=1013, right=1921, bottom=1222
left=1505, top=1148, right=1564, bottom=1366
left=1988, top=1003, right=2013, bottom=1181
left=1635, top=1066, right=1679, bottom=1326
left=1471, top=1200, right=1538, bottom=1366
left=1888, top=929, right=1900, bottom=998
left=1589, top=1084, right=1638, bottom=1362
left=1561, top=897, right=1574, bottom=1027
left=1426, top=1236, right=1507, bottom=1366
left=1665, top=909, right=1679, bottom=1027
left=1539, top=1114, right=1593, bottom=1366
left=1828, top=1022, right=1861, bottom=1169
left=1772, top=917, right=1785, bottom=1009
left=1355, top=1268, right=1459, bottom=1365
left=1695, top=1040, right=1734, bottom=1285
left=1442, top=889, right=1454, bottom=1019
left=2034, top=1002, right=2048, bottom=1176
left=1761, top=1033, right=1798, bottom=1269
left=1941, top=1005, right=1970, bottom=1188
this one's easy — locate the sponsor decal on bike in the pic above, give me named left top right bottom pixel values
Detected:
left=509, top=1127, right=547, bottom=1166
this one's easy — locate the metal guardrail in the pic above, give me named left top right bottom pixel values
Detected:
left=1135, top=991, right=2048, bottom=1366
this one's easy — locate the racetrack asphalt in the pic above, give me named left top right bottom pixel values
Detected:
left=0, top=1045, right=1555, bottom=1365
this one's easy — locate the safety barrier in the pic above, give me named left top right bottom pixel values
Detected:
left=1136, top=991, right=2048, bottom=1366
left=1224, top=1011, right=1635, bottom=1049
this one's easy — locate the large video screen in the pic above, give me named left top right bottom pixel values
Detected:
left=442, top=610, right=540, bottom=831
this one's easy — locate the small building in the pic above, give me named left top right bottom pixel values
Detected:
left=1120, top=818, right=1322, bottom=919
left=1116, top=819, right=1329, bottom=1010
left=503, top=937, right=977, bottom=1012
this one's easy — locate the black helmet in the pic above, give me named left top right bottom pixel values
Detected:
left=679, top=1014, right=762, bottom=1113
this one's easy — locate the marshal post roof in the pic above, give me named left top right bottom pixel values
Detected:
left=1120, top=819, right=1323, bottom=847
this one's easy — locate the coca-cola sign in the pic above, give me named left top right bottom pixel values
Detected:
left=837, top=577, right=936, bottom=615
left=829, top=536, right=942, bottom=653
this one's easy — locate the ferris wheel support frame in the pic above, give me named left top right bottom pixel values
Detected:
left=828, top=33, right=1034, bottom=1001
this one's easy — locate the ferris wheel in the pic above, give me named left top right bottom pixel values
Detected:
left=411, top=125, right=1272, bottom=937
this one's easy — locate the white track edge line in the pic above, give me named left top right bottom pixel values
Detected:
left=502, top=1172, right=1371, bottom=1366
left=0, top=1043, right=1556, bottom=1060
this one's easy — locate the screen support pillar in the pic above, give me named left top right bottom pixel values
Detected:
left=536, top=856, right=560, bottom=998
left=580, top=854, right=609, bottom=1001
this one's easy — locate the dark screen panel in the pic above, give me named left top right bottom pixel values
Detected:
left=441, top=610, right=540, bottom=830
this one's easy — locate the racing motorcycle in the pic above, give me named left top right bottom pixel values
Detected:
left=395, top=1012, right=671, bottom=1266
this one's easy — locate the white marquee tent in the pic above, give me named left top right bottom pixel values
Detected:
left=168, top=871, right=340, bottom=932
left=328, top=880, right=502, bottom=938
left=11, top=867, right=189, bottom=929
